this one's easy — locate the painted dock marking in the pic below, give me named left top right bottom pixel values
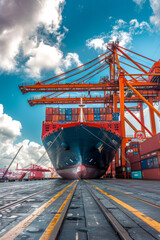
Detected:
left=92, top=181, right=160, bottom=209
left=85, top=180, right=160, bottom=233
left=0, top=181, right=76, bottom=240
left=40, top=182, right=77, bottom=240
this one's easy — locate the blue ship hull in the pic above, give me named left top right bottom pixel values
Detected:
left=42, top=123, right=122, bottom=179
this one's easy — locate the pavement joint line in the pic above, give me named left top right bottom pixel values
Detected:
left=92, top=180, right=160, bottom=209
left=0, top=187, right=54, bottom=212
left=85, top=180, right=160, bottom=233
left=0, top=180, right=76, bottom=240
left=40, top=181, right=78, bottom=240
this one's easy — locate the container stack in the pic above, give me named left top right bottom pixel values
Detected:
left=139, top=133, right=160, bottom=180
left=126, top=141, right=142, bottom=179
left=45, top=107, right=115, bottom=123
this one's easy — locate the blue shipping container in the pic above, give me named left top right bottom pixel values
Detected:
left=94, top=114, right=100, bottom=121
left=65, top=115, right=72, bottom=121
left=59, top=108, right=65, bottom=114
left=131, top=171, right=142, bottom=179
left=141, top=160, right=148, bottom=170
left=65, top=108, right=72, bottom=115
left=59, top=121, right=65, bottom=123
left=94, top=108, right=100, bottom=114
left=126, top=167, right=131, bottom=172
left=133, top=152, right=139, bottom=155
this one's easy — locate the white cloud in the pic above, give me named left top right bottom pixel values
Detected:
left=0, top=0, right=81, bottom=77
left=86, top=38, right=106, bottom=52
left=132, top=0, right=146, bottom=6
left=86, top=18, right=151, bottom=51
left=149, top=0, right=160, bottom=29
left=0, top=104, right=49, bottom=170
left=25, top=42, right=82, bottom=78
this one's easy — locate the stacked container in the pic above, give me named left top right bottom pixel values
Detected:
left=45, top=107, right=116, bottom=123
left=126, top=141, right=142, bottom=179
left=139, top=133, right=160, bottom=180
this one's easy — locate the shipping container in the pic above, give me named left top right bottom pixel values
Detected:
left=94, top=108, right=100, bottom=114
left=72, top=108, right=78, bottom=115
left=52, top=115, right=59, bottom=122
left=142, top=168, right=160, bottom=180
left=141, top=156, right=159, bottom=169
left=131, top=162, right=141, bottom=171
left=52, top=108, right=59, bottom=114
left=59, top=121, right=65, bottom=123
left=100, top=108, right=106, bottom=114
left=72, top=115, right=78, bottom=122
left=94, top=114, right=100, bottom=121
left=88, top=114, right=94, bottom=121
left=59, top=115, right=65, bottom=121
left=65, top=115, right=72, bottom=121
left=131, top=171, right=142, bottom=179
left=46, top=108, right=53, bottom=115
left=88, top=108, right=94, bottom=114
left=59, top=108, right=65, bottom=115
left=139, top=133, right=160, bottom=155
left=46, top=115, right=52, bottom=122
left=129, top=153, right=141, bottom=163
left=126, top=167, right=131, bottom=172
left=65, top=108, right=72, bottom=115
left=100, top=114, right=106, bottom=121
left=83, top=108, right=88, bottom=114
left=112, top=112, right=120, bottom=121
left=141, top=160, right=148, bottom=170
left=106, top=114, right=112, bottom=121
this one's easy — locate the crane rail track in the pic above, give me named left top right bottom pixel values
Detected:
left=0, top=186, right=53, bottom=212
left=47, top=183, right=132, bottom=240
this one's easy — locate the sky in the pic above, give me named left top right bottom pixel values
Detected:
left=0, top=0, right=160, bottom=169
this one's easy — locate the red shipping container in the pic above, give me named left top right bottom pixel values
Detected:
left=52, top=108, right=59, bottom=114
left=106, top=114, right=112, bottom=121
left=142, top=168, right=160, bottom=180
left=88, top=114, right=94, bottom=121
left=88, top=108, right=94, bottom=114
left=72, top=115, right=78, bottom=122
left=140, top=133, right=160, bottom=155
left=131, top=161, right=141, bottom=171
left=52, top=115, right=58, bottom=122
left=100, top=108, right=106, bottom=114
left=46, top=115, right=52, bottom=121
left=100, top=114, right=106, bottom=121
left=46, top=108, right=53, bottom=115
left=59, top=115, right=65, bottom=121
left=84, top=114, right=88, bottom=121
left=83, top=108, right=88, bottom=114
left=129, top=153, right=141, bottom=163
left=106, top=106, right=113, bottom=114
left=72, top=108, right=78, bottom=115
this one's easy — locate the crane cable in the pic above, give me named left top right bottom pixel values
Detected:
left=40, top=50, right=110, bottom=84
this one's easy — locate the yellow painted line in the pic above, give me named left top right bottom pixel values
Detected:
left=0, top=181, right=76, bottom=240
left=85, top=180, right=160, bottom=232
left=93, top=181, right=160, bottom=209
left=40, top=182, right=77, bottom=240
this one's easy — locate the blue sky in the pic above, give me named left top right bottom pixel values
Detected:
left=0, top=0, right=160, bottom=168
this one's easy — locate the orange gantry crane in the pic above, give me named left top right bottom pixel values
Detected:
left=19, top=41, right=160, bottom=174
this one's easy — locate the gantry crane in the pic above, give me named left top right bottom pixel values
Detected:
left=19, top=41, right=160, bottom=174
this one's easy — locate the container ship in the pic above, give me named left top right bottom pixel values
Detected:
left=42, top=105, right=122, bottom=179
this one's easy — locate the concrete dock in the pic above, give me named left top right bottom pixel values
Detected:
left=0, top=179, right=159, bottom=239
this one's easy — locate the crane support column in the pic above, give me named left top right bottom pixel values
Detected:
left=139, top=103, right=145, bottom=134
left=119, top=73, right=126, bottom=171
left=148, top=97, right=156, bottom=135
